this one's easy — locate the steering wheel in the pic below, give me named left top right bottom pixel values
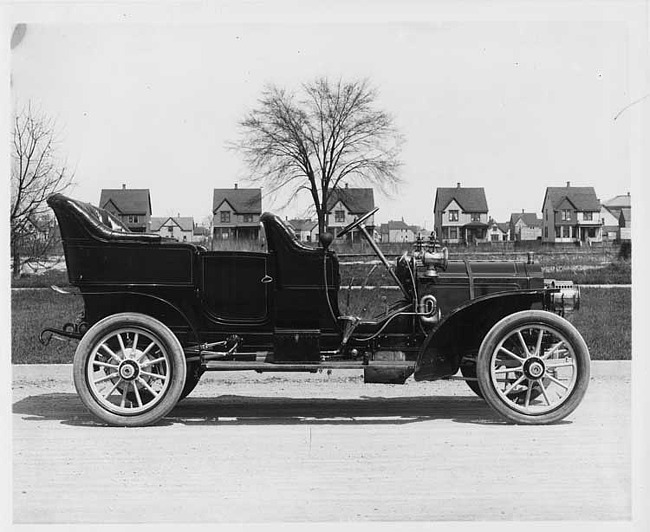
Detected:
left=337, top=207, right=379, bottom=238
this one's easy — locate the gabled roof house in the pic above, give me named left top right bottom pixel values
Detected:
left=149, top=216, right=195, bottom=242
left=212, top=185, right=262, bottom=241
left=325, top=185, right=375, bottom=240
left=379, top=219, right=419, bottom=243
left=541, top=182, right=601, bottom=243
left=433, top=183, right=489, bottom=244
left=509, top=211, right=542, bottom=241
left=287, top=218, right=318, bottom=243
left=600, top=192, right=631, bottom=241
left=99, top=185, right=152, bottom=232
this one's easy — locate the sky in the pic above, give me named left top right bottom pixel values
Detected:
left=8, top=4, right=643, bottom=230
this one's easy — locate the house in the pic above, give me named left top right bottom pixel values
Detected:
left=326, top=185, right=375, bottom=241
left=287, top=218, right=318, bottom=243
left=600, top=193, right=631, bottom=241
left=212, top=185, right=262, bottom=241
left=619, top=207, right=631, bottom=241
left=99, top=184, right=152, bottom=232
left=193, top=225, right=210, bottom=243
left=379, top=219, right=418, bottom=243
left=509, top=211, right=543, bottom=241
left=433, top=183, right=489, bottom=244
left=486, top=219, right=511, bottom=242
left=149, top=216, right=194, bottom=242
left=541, top=182, right=602, bottom=243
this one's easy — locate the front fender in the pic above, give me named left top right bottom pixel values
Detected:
left=414, top=290, right=547, bottom=381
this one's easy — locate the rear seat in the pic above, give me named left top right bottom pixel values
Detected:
left=48, top=193, right=206, bottom=251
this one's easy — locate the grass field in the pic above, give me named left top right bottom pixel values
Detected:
left=11, top=286, right=631, bottom=364
left=11, top=252, right=632, bottom=288
left=12, top=289, right=83, bottom=364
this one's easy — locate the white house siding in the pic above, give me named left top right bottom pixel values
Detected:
left=487, top=227, right=506, bottom=242
left=439, top=200, right=488, bottom=243
left=520, top=226, right=542, bottom=241
left=388, top=228, right=416, bottom=243
left=162, top=223, right=191, bottom=241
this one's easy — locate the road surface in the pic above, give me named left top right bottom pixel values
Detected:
left=13, top=362, right=630, bottom=523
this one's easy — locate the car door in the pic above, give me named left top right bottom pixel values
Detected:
left=200, top=252, right=272, bottom=323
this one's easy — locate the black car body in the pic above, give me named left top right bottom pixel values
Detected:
left=42, top=193, right=590, bottom=426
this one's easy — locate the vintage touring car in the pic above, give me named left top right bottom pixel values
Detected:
left=41, top=193, right=590, bottom=426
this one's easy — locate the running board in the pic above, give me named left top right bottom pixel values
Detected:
left=202, top=360, right=416, bottom=372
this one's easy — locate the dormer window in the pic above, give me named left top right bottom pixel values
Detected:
left=470, top=213, right=481, bottom=222
left=335, top=210, right=345, bottom=223
left=448, top=210, right=459, bottom=222
left=220, top=211, right=231, bottom=223
left=583, top=211, right=593, bottom=221
left=561, top=210, right=571, bottom=221
left=128, top=215, right=139, bottom=224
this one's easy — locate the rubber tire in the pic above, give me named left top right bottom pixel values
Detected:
left=73, top=312, right=186, bottom=427
left=179, top=361, right=204, bottom=400
left=460, top=362, right=483, bottom=398
left=476, top=310, right=590, bottom=425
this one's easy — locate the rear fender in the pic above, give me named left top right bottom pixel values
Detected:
left=80, top=290, right=201, bottom=346
left=414, top=290, right=546, bottom=381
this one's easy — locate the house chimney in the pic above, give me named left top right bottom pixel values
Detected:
left=566, top=181, right=570, bottom=187
left=234, top=183, right=238, bottom=189
left=122, top=184, right=126, bottom=190
left=627, top=191, right=630, bottom=196
left=521, top=209, right=524, bottom=213
left=457, top=182, right=461, bottom=188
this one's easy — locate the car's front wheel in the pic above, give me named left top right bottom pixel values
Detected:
left=476, top=310, right=590, bottom=425
left=73, top=312, right=186, bottom=427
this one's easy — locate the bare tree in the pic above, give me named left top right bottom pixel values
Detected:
left=10, top=103, right=74, bottom=277
left=232, top=78, right=403, bottom=238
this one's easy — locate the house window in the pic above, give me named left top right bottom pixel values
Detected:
left=243, top=214, right=254, bottom=223
left=167, top=226, right=173, bottom=233
left=491, top=234, right=499, bottom=242
left=470, top=213, right=481, bottom=222
left=449, top=227, right=458, bottom=240
left=335, top=210, right=345, bottom=223
left=583, top=211, right=593, bottom=221
left=220, top=211, right=231, bottom=223
left=448, top=210, right=459, bottom=222
left=587, top=227, right=596, bottom=238
left=545, top=227, right=548, bottom=238
left=183, top=235, right=187, bottom=241
left=561, top=210, right=571, bottom=221
left=128, top=215, right=139, bottom=224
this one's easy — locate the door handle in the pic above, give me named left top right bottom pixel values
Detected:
left=261, top=275, right=273, bottom=284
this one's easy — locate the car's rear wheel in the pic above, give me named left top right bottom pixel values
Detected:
left=179, top=361, right=204, bottom=400
left=476, top=310, right=590, bottom=425
left=73, top=313, right=186, bottom=427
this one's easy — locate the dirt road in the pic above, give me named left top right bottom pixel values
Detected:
left=13, top=362, right=630, bottom=523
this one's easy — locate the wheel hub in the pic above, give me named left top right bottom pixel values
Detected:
left=523, top=357, right=546, bottom=380
left=118, top=359, right=140, bottom=381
